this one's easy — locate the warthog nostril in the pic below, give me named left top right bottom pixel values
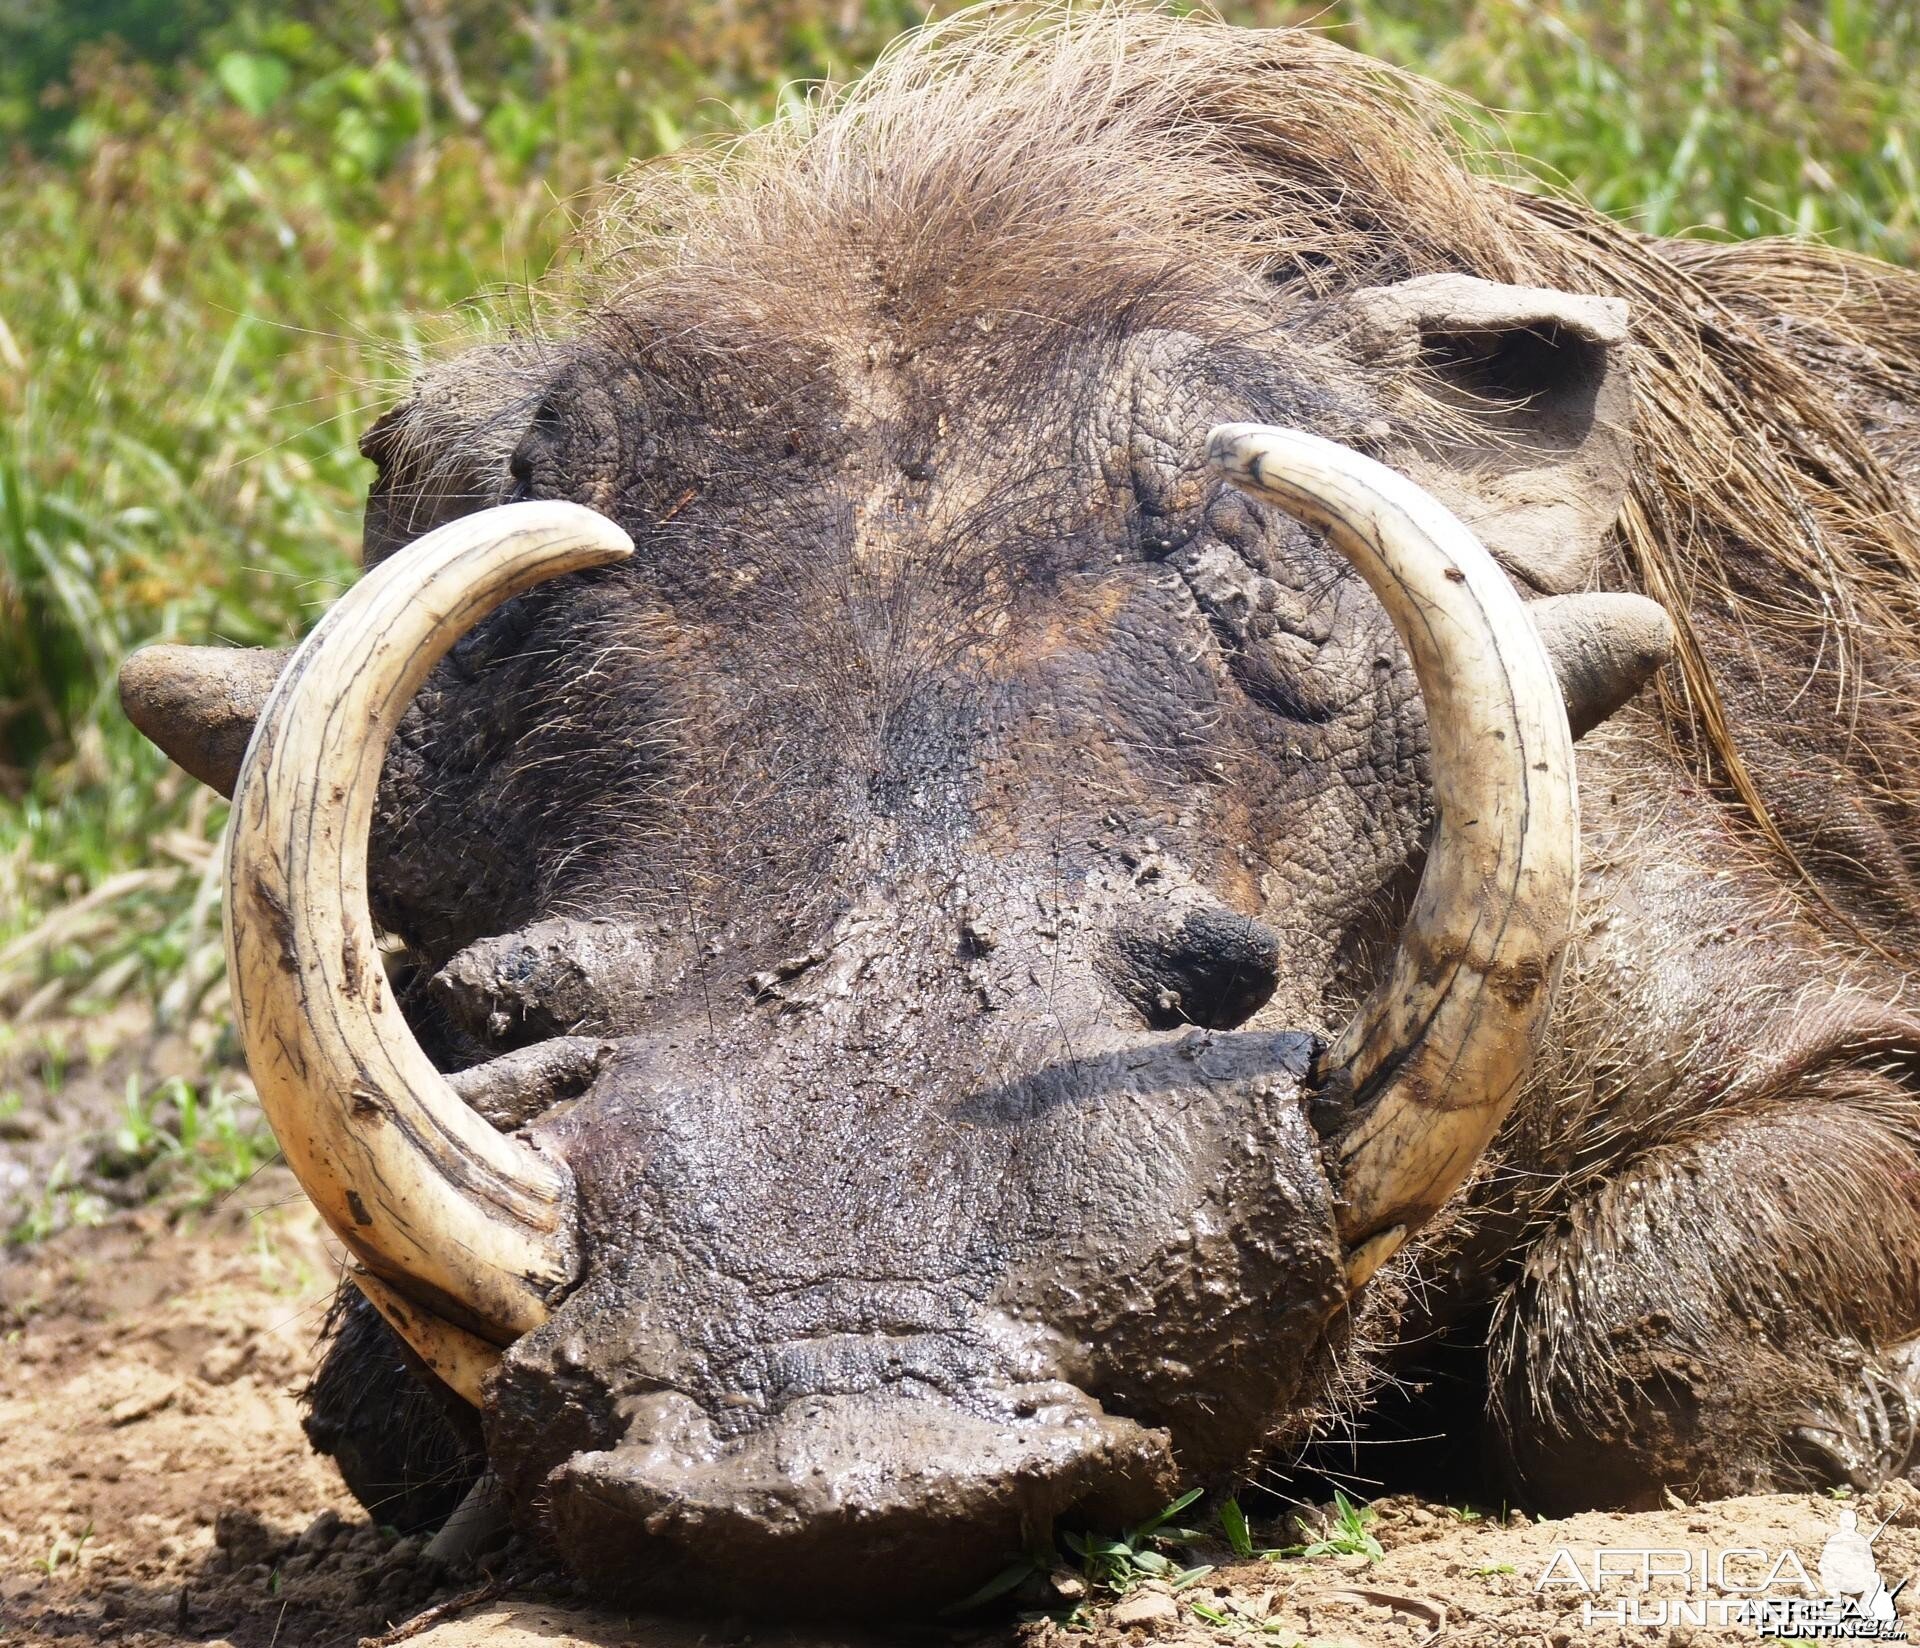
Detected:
left=1106, top=904, right=1283, bottom=1030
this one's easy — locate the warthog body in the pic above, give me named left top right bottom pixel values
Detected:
left=123, top=9, right=1920, bottom=1616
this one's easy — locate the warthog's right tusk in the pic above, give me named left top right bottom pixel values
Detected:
left=224, top=501, right=633, bottom=1371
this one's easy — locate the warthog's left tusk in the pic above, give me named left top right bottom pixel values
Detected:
left=1208, top=425, right=1578, bottom=1287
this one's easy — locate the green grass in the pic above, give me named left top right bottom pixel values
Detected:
left=945, top=1485, right=1215, bottom=1615
left=1279, top=1488, right=1386, bottom=1561
left=99, top=1072, right=280, bottom=1205
left=37, top=1519, right=94, bottom=1578
left=3, top=1069, right=277, bottom=1245
left=1316, top=0, right=1919, bottom=259
left=0, top=0, right=927, bottom=1030
left=1063, top=1486, right=1217, bottom=1594
left=0, top=0, right=1915, bottom=1052
left=945, top=1486, right=1388, bottom=1627
left=1219, top=1496, right=1257, bottom=1558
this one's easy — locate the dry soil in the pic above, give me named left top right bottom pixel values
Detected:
left=7, top=1171, right=1920, bottom=1648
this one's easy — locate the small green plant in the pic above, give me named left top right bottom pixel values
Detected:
left=1474, top=1561, right=1516, bottom=1577
left=37, top=1519, right=93, bottom=1576
left=944, top=1487, right=1229, bottom=1617
left=9, top=1073, right=278, bottom=1245
left=35, top=1037, right=69, bottom=1096
left=1064, top=1487, right=1215, bottom=1596
left=7, top=1155, right=107, bottom=1246
left=112, top=1070, right=168, bottom=1159
left=102, top=1073, right=277, bottom=1209
left=1444, top=1503, right=1486, bottom=1523
left=171, top=1078, right=279, bottom=1206
left=1219, top=1496, right=1255, bottom=1559
left=939, top=1552, right=1050, bottom=1616
left=1281, top=1489, right=1384, bottom=1562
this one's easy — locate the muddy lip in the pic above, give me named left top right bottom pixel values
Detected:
left=506, top=1016, right=1348, bottom=1560
left=942, top=1025, right=1321, bottom=1123
left=536, top=1021, right=1325, bottom=1133
left=537, top=1376, right=1180, bottom=1617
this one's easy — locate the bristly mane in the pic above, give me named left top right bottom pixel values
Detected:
left=523, top=4, right=1920, bottom=947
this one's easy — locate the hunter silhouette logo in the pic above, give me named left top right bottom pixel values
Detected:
left=1800, top=1509, right=1904, bottom=1638
left=1535, top=1506, right=1911, bottom=1638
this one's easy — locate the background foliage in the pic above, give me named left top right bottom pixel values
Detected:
left=2, top=0, right=1916, bottom=1036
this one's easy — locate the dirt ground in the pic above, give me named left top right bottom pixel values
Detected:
left=6, top=1166, right=1919, bottom=1648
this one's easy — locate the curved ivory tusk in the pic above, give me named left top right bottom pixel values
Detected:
left=1207, top=425, right=1578, bottom=1281
left=225, top=501, right=633, bottom=1352
left=352, top=1269, right=500, bottom=1406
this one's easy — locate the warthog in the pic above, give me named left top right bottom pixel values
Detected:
left=121, top=7, right=1920, bottom=1616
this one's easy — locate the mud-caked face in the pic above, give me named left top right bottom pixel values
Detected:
left=115, top=11, right=1681, bottom=1611
left=112, top=244, right=1587, bottom=1613
left=354, top=315, right=1432, bottom=1606
left=136, top=184, right=1583, bottom=1608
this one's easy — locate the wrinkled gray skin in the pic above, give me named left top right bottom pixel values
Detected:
left=125, top=47, right=1920, bottom=1619
left=353, top=326, right=1399, bottom=1609
left=286, top=299, right=1918, bottom=1610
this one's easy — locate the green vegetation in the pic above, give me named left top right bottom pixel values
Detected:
left=946, top=1486, right=1392, bottom=1627
left=1063, top=1486, right=1215, bottom=1594
left=1219, top=1495, right=1256, bottom=1558
left=4, top=1069, right=275, bottom=1243
left=1279, top=1488, right=1386, bottom=1561
left=36, top=1518, right=95, bottom=1577
left=99, top=1070, right=278, bottom=1205
left=1, top=0, right=1914, bottom=1053
left=1335, top=0, right=1918, bottom=256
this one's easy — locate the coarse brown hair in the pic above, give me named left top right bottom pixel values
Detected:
left=412, top=3, right=1920, bottom=945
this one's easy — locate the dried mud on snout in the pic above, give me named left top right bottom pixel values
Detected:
left=6, top=1184, right=1919, bottom=1648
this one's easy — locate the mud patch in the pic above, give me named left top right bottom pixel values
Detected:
left=5, top=1184, right=1918, bottom=1648
left=0, top=1176, right=468, bottom=1648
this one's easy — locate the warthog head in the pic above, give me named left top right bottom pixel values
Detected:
left=121, top=11, right=1675, bottom=1615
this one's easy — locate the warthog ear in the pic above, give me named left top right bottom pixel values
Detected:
left=1342, top=273, right=1634, bottom=595
left=118, top=644, right=292, bottom=797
